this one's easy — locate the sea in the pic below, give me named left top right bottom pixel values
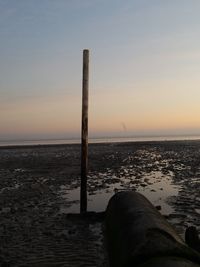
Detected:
left=0, top=135, right=200, bottom=147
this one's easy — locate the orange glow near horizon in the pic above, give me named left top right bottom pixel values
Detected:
left=2, top=85, right=200, bottom=139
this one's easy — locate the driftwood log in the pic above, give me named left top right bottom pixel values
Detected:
left=105, top=191, right=200, bottom=267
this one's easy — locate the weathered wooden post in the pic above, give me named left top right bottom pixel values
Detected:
left=80, top=49, right=89, bottom=213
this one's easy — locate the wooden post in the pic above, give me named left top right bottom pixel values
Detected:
left=80, top=49, right=89, bottom=213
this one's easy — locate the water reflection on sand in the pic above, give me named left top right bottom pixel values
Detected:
left=59, top=170, right=181, bottom=215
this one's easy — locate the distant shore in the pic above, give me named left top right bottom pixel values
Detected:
left=1, top=135, right=200, bottom=149
left=1, top=134, right=200, bottom=148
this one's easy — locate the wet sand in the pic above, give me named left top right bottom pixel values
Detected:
left=0, top=140, right=200, bottom=266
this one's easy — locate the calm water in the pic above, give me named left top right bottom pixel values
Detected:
left=59, top=171, right=181, bottom=215
left=1, top=135, right=200, bottom=147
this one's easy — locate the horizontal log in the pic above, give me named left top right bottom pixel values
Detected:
left=105, top=191, right=200, bottom=267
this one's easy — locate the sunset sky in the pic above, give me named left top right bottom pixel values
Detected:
left=1, top=0, right=200, bottom=140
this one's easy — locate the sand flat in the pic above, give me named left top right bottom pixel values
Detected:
left=0, top=141, right=200, bottom=266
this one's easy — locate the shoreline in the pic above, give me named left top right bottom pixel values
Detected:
left=1, top=138, right=200, bottom=150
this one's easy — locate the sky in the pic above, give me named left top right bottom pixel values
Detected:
left=1, top=0, right=200, bottom=140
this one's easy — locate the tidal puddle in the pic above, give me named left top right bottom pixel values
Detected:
left=59, top=185, right=119, bottom=214
left=59, top=171, right=181, bottom=215
left=136, top=171, right=181, bottom=214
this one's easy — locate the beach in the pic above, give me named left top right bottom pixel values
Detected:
left=0, top=140, right=200, bottom=266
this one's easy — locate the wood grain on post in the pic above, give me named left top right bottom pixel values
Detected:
left=80, top=49, right=89, bottom=213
